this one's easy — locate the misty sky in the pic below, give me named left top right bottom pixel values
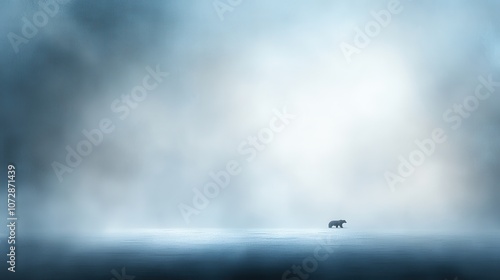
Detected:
left=2, top=0, right=500, bottom=233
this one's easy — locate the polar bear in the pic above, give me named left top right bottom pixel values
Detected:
left=328, top=220, right=347, bottom=228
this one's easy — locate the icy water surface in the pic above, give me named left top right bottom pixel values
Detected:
left=4, top=229, right=500, bottom=280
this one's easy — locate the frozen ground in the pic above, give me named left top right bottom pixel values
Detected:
left=4, top=229, right=500, bottom=280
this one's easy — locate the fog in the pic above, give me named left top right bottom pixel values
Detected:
left=2, top=0, right=500, bottom=234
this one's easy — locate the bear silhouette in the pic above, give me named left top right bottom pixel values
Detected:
left=328, top=220, right=347, bottom=228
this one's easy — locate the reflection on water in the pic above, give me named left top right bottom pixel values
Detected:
left=4, top=229, right=500, bottom=280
